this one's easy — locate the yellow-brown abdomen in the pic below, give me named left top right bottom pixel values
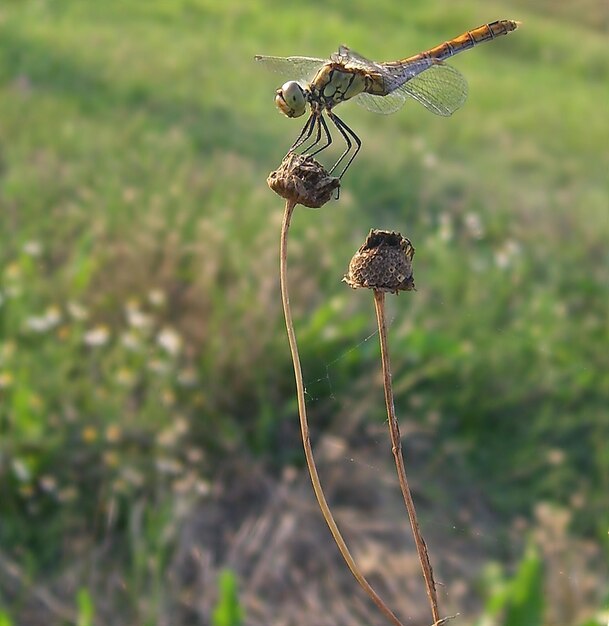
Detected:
left=404, top=19, right=519, bottom=64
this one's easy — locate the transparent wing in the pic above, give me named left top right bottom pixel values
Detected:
left=254, top=54, right=327, bottom=81
left=354, top=61, right=468, bottom=116
left=395, top=62, right=468, bottom=116
left=380, top=57, right=438, bottom=93
left=352, top=90, right=407, bottom=114
left=332, top=45, right=384, bottom=73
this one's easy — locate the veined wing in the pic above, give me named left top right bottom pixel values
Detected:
left=254, top=54, right=326, bottom=81
left=380, top=57, right=439, bottom=93
left=353, top=90, right=407, bottom=114
left=353, top=61, right=467, bottom=116
left=331, top=45, right=385, bottom=73
left=353, top=63, right=467, bottom=117
left=397, top=62, right=468, bottom=116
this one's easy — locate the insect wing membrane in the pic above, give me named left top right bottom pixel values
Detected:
left=396, top=62, right=468, bottom=116
left=255, top=54, right=326, bottom=81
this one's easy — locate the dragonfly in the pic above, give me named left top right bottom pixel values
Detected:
left=256, top=20, right=519, bottom=179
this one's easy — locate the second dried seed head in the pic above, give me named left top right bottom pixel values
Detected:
left=344, top=229, right=415, bottom=294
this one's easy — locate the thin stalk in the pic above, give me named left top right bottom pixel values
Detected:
left=279, top=199, right=405, bottom=626
left=373, top=290, right=441, bottom=625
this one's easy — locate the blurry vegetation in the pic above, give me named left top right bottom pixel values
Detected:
left=476, top=535, right=608, bottom=626
left=76, top=589, right=94, bottom=626
left=476, top=544, right=544, bottom=626
left=212, top=570, right=244, bottom=626
left=0, top=614, right=12, bottom=626
left=0, top=0, right=607, bottom=624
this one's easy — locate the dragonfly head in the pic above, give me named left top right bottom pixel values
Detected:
left=275, top=81, right=307, bottom=118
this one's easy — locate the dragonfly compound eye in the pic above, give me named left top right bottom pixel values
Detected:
left=275, top=81, right=306, bottom=118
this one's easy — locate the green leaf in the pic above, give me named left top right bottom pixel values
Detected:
left=0, top=611, right=14, bottom=626
left=76, top=588, right=94, bottom=626
left=503, top=543, right=544, bottom=626
left=212, top=570, right=244, bottom=626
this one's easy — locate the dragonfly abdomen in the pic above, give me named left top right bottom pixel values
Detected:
left=401, top=19, right=519, bottom=65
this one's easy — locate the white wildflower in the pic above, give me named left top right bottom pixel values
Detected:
left=195, top=480, right=211, bottom=496
left=157, top=327, right=182, bottom=356
left=121, top=466, right=145, bottom=488
left=155, top=458, right=183, bottom=475
left=4, top=285, right=21, bottom=298
left=438, top=212, right=453, bottom=242
left=39, top=475, right=58, bottom=493
left=25, top=315, right=48, bottom=333
left=67, top=301, right=89, bottom=321
left=22, top=240, right=43, bottom=257
left=174, top=416, right=189, bottom=436
left=126, top=307, right=153, bottom=330
left=84, top=325, right=110, bottom=347
left=0, top=372, right=14, bottom=389
left=494, top=239, right=521, bottom=269
left=423, top=152, right=438, bottom=168
left=120, top=331, right=141, bottom=351
left=186, top=447, right=204, bottom=463
left=25, top=306, right=61, bottom=333
left=12, top=458, right=31, bottom=482
left=464, top=212, right=484, bottom=239
left=148, top=289, right=166, bottom=307
left=148, top=358, right=170, bottom=375
left=177, top=367, right=198, bottom=387
left=115, top=368, right=135, bottom=386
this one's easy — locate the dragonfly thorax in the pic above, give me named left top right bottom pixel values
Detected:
left=275, top=81, right=308, bottom=118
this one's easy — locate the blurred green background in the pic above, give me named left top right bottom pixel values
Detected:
left=0, top=0, right=608, bottom=625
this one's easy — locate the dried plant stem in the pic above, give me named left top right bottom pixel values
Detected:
left=279, top=199, right=405, bottom=626
left=373, top=290, right=441, bottom=626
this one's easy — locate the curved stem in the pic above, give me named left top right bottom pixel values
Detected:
left=279, top=199, right=405, bottom=626
left=373, top=290, right=441, bottom=625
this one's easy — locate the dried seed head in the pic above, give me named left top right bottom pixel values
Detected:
left=344, top=229, right=415, bottom=294
left=267, top=153, right=340, bottom=208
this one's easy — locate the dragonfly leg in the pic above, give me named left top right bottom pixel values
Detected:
left=300, top=114, right=323, bottom=154
left=308, top=113, right=332, bottom=157
left=289, top=112, right=316, bottom=153
left=327, top=111, right=361, bottom=179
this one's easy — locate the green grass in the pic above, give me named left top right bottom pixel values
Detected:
left=0, top=0, right=608, bottom=623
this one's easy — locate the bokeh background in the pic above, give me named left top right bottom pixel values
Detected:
left=1, top=1, right=608, bottom=625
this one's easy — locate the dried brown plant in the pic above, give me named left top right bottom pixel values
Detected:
left=268, top=156, right=454, bottom=626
